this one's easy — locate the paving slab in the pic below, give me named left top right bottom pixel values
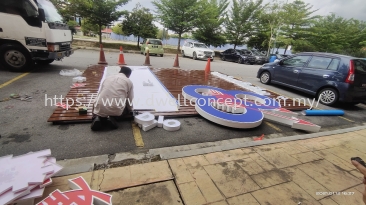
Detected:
left=282, top=167, right=329, bottom=200
left=226, top=193, right=260, bottom=205
left=168, top=158, right=195, bottom=185
left=253, top=148, right=302, bottom=169
left=251, top=182, right=321, bottom=205
left=235, top=158, right=265, bottom=175
left=92, top=161, right=173, bottom=192
left=246, top=152, right=276, bottom=171
left=330, top=187, right=364, bottom=204
left=313, top=150, right=355, bottom=171
left=295, top=138, right=329, bottom=151
left=291, top=151, right=323, bottom=163
left=178, top=181, right=207, bottom=205
left=204, top=161, right=260, bottom=198
left=297, top=160, right=360, bottom=191
left=324, top=146, right=366, bottom=163
left=188, top=167, right=224, bottom=204
left=209, top=200, right=229, bottom=205
left=318, top=197, right=339, bottom=205
left=251, top=169, right=291, bottom=188
left=182, top=155, right=210, bottom=169
left=109, top=180, right=183, bottom=205
left=203, top=149, right=249, bottom=164
left=55, top=155, right=108, bottom=177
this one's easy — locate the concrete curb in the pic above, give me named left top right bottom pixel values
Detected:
left=54, top=124, right=366, bottom=176
left=150, top=124, right=366, bottom=160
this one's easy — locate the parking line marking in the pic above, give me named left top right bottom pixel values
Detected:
left=338, top=116, right=355, bottom=123
left=0, top=72, right=30, bottom=89
left=132, top=122, right=144, bottom=147
left=265, top=121, right=282, bottom=132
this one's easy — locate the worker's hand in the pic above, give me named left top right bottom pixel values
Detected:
left=352, top=160, right=366, bottom=184
left=351, top=160, right=366, bottom=204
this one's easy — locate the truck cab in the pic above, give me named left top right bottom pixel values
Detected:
left=0, top=0, right=74, bottom=72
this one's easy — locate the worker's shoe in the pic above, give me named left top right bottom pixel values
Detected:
left=91, top=116, right=103, bottom=131
left=107, top=116, right=119, bottom=130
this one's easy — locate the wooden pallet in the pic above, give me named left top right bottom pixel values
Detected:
left=48, top=66, right=310, bottom=124
left=47, top=65, right=105, bottom=124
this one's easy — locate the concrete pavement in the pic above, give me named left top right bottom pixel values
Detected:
left=36, top=127, right=366, bottom=205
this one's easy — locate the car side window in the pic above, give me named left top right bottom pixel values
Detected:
left=307, top=56, right=333, bottom=69
left=327, top=59, right=340, bottom=71
left=283, top=55, right=311, bottom=67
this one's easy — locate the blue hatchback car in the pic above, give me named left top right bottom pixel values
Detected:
left=257, top=52, right=366, bottom=106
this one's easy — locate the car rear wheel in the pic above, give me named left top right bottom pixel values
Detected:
left=260, top=71, right=271, bottom=85
left=221, top=56, right=226, bottom=61
left=317, top=88, right=338, bottom=106
left=238, top=58, right=243, bottom=64
left=182, top=51, right=186, bottom=57
left=193, top=52, right=197, bottom=60
left=160, top=54, right=163, bottom=57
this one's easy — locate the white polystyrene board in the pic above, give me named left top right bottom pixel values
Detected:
left=142, top=120, right=158, bottom=131
left=11, top=186, right=44, bottom=204
left=158, top=116, right=164, bottom=128
left=128, top=66, right=178, bottom=112
left=0, top=159, right=63, bottom=205
left=134, top=113, right=155, bottom=125
left=0, top=149, right=52, bottom=195
left=163, top=120, right=181, bottom=131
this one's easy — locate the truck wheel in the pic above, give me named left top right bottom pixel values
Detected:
left=36, top=59, right=54, bottom=65
left=0, top=44, right=33, bottom=72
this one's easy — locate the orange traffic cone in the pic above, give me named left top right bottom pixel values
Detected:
left=205, top=57, right=211, bottom=74
left=118, top=46, right=126, bottom=65
left=143, top=50, right=151, bottom=66
left=173, top=53, right=180, bottom=68
left=98, top=44, right=108, bottom=65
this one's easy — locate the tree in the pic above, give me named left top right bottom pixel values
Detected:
left=247, top=32, right=268, bottom=52
left=112, top=23, right=124, bottom=35
left=281, top=0, right=319, bottom=54
left=67, top=20, right=79, bottom=34
left=81, top=19, right=101, bottom=36
left=157, top=29, right=170, bottom=40
left=69, top=0, right=129, bottom=44
left=224, top=0, right=264, bottom=49
left=255, top=1, right=286, bottom=56
left=122, top=3, right=158, bottom=48
left=192, top=0, right=229, bottom=47
left=308, top=14, right=366, bottom=56
left=153, top=0, right=201, bottom=51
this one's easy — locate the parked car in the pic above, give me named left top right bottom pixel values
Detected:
left=181, top=42, right=214, bottom=61
left=241, top=49, right=268, bottom=64
left=269, top=54, right=292, bottom=62
left=220, top=49, right=256, bottom=64
left=257, top=52, right=366, bottom=106
left=140, top=38, right=164, bottom=57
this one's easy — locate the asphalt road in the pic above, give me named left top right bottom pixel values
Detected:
left=1, top=49, right=365, bottom=160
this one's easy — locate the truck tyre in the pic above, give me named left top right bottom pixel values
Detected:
left=36, top=59, right=54, bottom=65
left=0, top=44, right=33, bottom=72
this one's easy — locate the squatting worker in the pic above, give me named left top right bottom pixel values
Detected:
left=351, top=160, right=366, bottom=204
left=91, top=66, right=134, bottom=131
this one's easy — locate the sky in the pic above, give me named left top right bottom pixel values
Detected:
left=118, top=0, right=366, bottom=29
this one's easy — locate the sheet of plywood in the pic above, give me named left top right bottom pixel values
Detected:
left=98, top=66, right=178, bottom=112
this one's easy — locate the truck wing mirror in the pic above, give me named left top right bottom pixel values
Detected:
left=38, top=8, right=46, bottom=22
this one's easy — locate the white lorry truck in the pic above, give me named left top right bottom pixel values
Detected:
left=0, top=0, right=74, bottom=72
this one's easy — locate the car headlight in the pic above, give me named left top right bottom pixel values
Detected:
left=47, top=44, right=59, bottom=52
left=198, top=50, right=204, bottom=53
